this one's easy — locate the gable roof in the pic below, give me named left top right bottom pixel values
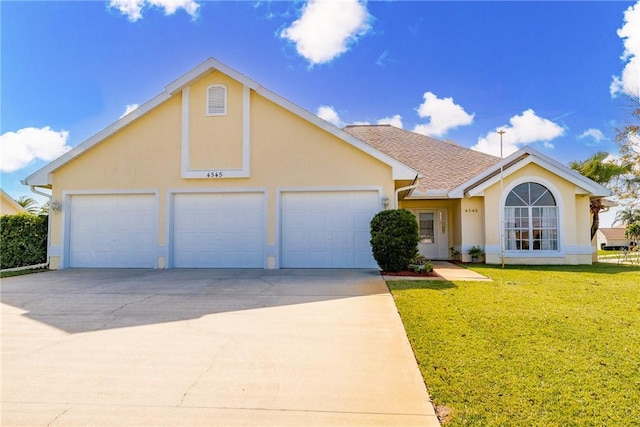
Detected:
left=23, top=58, right=417, bottom=186
left=344, top=125, right=611, bottom=200
left=343, top=125, right=500, bottom=195
left=1, top=189, right=26, bottom=214
left=452, top=145, right=612, bottom=198
left=598, top=227, right=627, bottom=240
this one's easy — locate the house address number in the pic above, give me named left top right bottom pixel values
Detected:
left=465, top=209, right=479, bottom=213
left=206, top=171, right=224, bottom=178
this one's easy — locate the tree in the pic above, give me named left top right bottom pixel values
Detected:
left=614, top=93, right=640, bottom=208
left=39, top=201, right=51, bottom=216
left=626, top=222, right=640, bottom=247
left=570, top=152, right=632, bottom=241
left=16, top=196, right=40, bottom=215
left=614, top=206, right=640, bottom=227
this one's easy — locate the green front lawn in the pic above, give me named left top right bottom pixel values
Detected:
left=388, top=263, right=640, bottom=426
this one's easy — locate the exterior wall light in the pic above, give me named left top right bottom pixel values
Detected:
left=382, top=197, right=390, bottom=209
left=51, top=200, right=63, bottom=212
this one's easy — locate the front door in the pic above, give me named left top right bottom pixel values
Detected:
left=416, top=209, right=448, bottom=260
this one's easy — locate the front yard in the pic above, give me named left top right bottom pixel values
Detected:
left=388, top=263, right=640, bottom=426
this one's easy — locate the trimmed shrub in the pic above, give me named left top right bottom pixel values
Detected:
left=370, top=209, right=419, bottom=272
left=0, top=213, right=48, bottom=269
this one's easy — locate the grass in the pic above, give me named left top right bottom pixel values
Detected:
left=597, top=249, right=623, bottom=256
left=388, top=263, right=640, bottom=426
left=0, top=268, right=48, bottom=279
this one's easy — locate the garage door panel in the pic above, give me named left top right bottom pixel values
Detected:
left=69, top=194, right=156, bottom=268
left=173, top=193, right=265, bottom=268
left=281, top=191, right=378, bottom=268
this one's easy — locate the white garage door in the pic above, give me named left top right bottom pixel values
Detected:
left=281, top=191, right=379, bottom=268
left=172, top=193, right=265, bottom=268
left=69, top=194, right=156, bottom=268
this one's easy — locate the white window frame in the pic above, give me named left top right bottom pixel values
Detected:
left=501, top=177, right=564, bottom=257
left=206, top=84, right=227, bottom=116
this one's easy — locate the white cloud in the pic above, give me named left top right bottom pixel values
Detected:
left=109, top=0, right=199, bottom=22
left=610, top=0, right=640, bottom=97
left=280, top=0, right=371, bottom=65
left=120, top=104, right=139, bottom=118
left=377, top=115, right=403, bottom=128
left=472, top=109, right=565, bottom=157
left=0, top=127, right=72, bottom=173
left=413, top=92, right=474, bottom=137
left=316, top=105, right=343, bottom=127
left=578, top=128, right=606, bottom=143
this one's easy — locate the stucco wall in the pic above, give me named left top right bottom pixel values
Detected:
left=1, top=193, right=26, bottom=216
left=482, top=162, right=592, bottom=265
left=48, top=72, right=395, bottom=268
left=188, top=72, right=244, bottom=170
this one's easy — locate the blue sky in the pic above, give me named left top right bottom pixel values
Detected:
left=2, top=0, right=638, bottom=225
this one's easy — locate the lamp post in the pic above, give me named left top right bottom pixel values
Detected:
left=498, top=129, right=506, bottom=269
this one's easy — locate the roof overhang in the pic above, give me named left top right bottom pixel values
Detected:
left=447, top=145, right=612, bottom=199
left=0, top=189, right=27, bottom=213
left=23, top=58, right=417, bottom=186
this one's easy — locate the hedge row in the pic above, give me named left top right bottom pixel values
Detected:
left=0, top=213, right=48, bottom=269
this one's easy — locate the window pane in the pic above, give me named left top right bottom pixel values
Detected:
left=506, top=191, right=527, bottom=206
left=529, top=183, right=546, bottom=204
left=504, top=184, right=558, bottom=253
left=533, top=191, right=556, bottom=206
left=419, top=213, right=434, bottom=244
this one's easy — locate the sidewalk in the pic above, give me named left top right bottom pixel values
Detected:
left=383, top=261, right=491, bottom=281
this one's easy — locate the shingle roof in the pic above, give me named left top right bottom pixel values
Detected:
left=343, top=124, right=500, bottom=194
left=599, top=228, right=627, bottom=240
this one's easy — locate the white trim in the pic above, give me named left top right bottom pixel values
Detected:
left=181, top=87, right=190, bottom=178
left=448, top=146, right=611, bottom=199
left=181, top=84, right=251, bottom=179
left=61, top=190, right=160, bottom=269
left=167, top=188, right=268, bottom=269
left=275, top=186, right=383, bottom=269
left=486, top=244, right=593, bottom=256
left=23, top=58, right=416, bottom=186
left=205, top=84, right=227, bottom=116
left=0, top=189, right=27, bottom=213
left=23, top=92, right=171, bottom=186
left=500, top=177, right=564, bottom=256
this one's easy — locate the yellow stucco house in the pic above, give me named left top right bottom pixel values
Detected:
left=22, top=58, right=610, bottom=269
left=1, top=189, right=27, bottom=216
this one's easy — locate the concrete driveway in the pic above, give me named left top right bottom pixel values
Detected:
left=1, top=269, right=439, bottom=426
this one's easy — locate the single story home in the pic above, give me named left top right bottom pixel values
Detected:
left=1, top=189, right=26, bottom=216
left=596, top=227, right=634, bottom=250
left=22, top=58, right=610, bottom=269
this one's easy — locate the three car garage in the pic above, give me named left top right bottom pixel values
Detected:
left=65, top=190, right=380, bottom=269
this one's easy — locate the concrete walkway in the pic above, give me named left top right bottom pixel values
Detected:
left=384, top=261, right=491, bottom=281
left=1, top=269, right=440, bottom=427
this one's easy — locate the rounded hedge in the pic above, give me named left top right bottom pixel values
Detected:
left=370, top=209, right=419, bottom=272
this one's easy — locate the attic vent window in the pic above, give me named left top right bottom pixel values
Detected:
left=207, top=85, right=227, bottom=116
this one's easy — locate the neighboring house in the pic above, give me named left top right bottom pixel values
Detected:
left=0, top=189, right=26, bottom=216
left=597, top=228, right=634, bottom=250
left=22, top=58, right=610, bottom=269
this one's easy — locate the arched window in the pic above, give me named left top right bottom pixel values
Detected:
left=505, top=182, right=558, bottom=251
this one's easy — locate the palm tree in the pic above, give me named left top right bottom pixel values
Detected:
left=16, top=196, right=40, bottom=215
left=569, top=152, right=632, bottom=241
left=614, top=207, right=640, bottom=227
left=39, top=201, right=51, bottom=215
